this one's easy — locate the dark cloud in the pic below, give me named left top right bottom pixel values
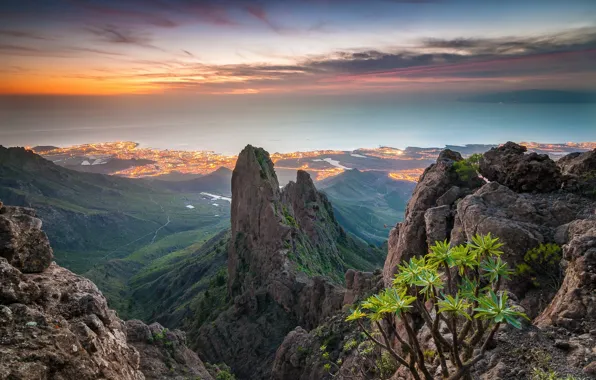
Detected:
left=0, top=42, right=124, bottom=57
left=0, top=29, right=49, bottom=40
left=85, top=25, right=159, bottom=49
left=74, top=1, right=179, bottom=28
left=75, top=26, right=596, bottom=93
left=423, top=27, right=596, bottom=55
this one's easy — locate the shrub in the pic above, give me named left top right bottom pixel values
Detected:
left=206, top=363, right=236, bottom=380
left=531, top=367, right=585, bottom=380
left=516, top=243, right=562, bottom=289
left=346, top=234, right=528, bottom=380
left=453, top=154, right=482, bottom=181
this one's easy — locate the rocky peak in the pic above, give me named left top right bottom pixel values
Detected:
left=0, top=202, right=211, bottom=380
left=227, top=144, right=289, bottom=297
left=380, top=143, right=596, bottom=378
left=282, top=169, right=339, bottom=245
left=479, top=141, right=563, bottom=192
left=383, top=148, right=483, bottom=285
left=199, top=145, right=383, bottom=379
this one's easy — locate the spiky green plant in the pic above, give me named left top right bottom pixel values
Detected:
left=346, top=234, right=528, bottom=380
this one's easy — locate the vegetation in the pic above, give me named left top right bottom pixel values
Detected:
left=206, top=363, right=236, bottom=380
left=346, top=234, right=528, bottom=380
left=319, top=169, right=414, bottom=245
left=515, top=243, right=562, bottom=289
left=0, top=147, right=231, bottom=273
left=530, top=368, right=585, bottom=380
left=453, top=154, right=482, bottom=181
left=320, top=334, right=398, bottom=380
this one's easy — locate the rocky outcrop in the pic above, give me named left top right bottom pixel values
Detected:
left=271, top=311, right=372, bottom=380
left=0, top=262, right=144, bottom=379
left=272, top=271, right=385, bottom=380
left=535, top=225, right=596, bottom=334
left=479, top=141, right=563, bottom=193
left=558, top=149, right=596, bottom=176
left=383, top=149, right=483, bottom=286
left=380, top=142, right=596, bottom=379
left=0, top=202, right=209, bottom=380
left=0, top=204, right=53, bottom=273
left=558, top=149, right=596, bottom=198
left=126, top=320, right=213, bottom=380
left=200, top=145, right=383, bottom=379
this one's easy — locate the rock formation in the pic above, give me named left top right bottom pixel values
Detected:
left=479, top=141, right=563, bottom=193
left=379, top=142, right=596, bottom=379
left=126, top=320, right=213, bottom=380
left=0, top=202, right=211, bottom=380
left=383, top=149, right=484, bottom=286
left=197, top=145, right=383, bottom=379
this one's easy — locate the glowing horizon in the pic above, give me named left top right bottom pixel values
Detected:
left=1, top=0, right=595, bottom=96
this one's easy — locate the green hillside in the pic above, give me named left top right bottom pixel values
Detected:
left=318, top=169, right=415, bottom=245
left=0, top=146, right=230, bottom=273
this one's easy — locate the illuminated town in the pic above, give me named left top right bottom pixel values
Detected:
left=31, top=141, right=596, bottom=183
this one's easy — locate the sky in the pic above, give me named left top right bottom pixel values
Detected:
left=1, top=0, right=596, bottom=96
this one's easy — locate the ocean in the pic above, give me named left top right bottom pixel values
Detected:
left=1, top=95, right=595, bottom=154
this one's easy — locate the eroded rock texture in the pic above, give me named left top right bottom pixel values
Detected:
left=126, top=320, right=214, bottom=380
left=383, top=149, right=483, bottom=286
left=198, top=145, right=382, bottom=379
left=479, top=141, right=563, bottom=193
left=378, top=142, right=596, bottom=379
left=0, top=202, right=211, bottom=380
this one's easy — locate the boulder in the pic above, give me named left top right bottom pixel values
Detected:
left=0, top=205, right=53, bottom=273
left=479, top=141, right=562, bottom=193
left=558, top=149, right=596, bottom=176
left=424, top=205, right=452, bottom=247
left=535, top=233, right=596, bottom=333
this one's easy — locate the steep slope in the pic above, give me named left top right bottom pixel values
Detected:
left=152, top=166, right=233, bottom=195
left=382, top=143, right=596, bottom=379
left=0, top=146, right=229, bottom=273
left=195, top=145, right=385, bottom=379
left=318, top=169, right=415, bottom=245
left=0, top=202, right=213, bottom=380
left=272, top=143, right=596, bottom=380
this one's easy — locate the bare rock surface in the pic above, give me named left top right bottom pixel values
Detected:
left=0, top=203, right=210, bottom=380
left=479, top=141, right=563, bottom=193
left=0, top=257, right=145, bottom=380
left=379, top=142, right=596, bottom=379
left=558, top=149, right=596, bottom=176
left=383, top=149, right=483, bottom=286
left=535, top=232, right=596, bottom=334
left=199, top=145, right=383, bottom=380
left=0, top=205, right=53, bottom=273
left=126, top=320, right=213, bottom=380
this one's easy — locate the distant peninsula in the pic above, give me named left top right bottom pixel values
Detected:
left=460, top=89, right=596, bottom=104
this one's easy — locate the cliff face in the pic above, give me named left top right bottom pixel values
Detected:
left=0, top=202, right=212, bottom=380
left=381, top=142, right=596, bottom=379
left=197, top=145, right=384, bottom=379
left=383, top=149, right=483, bottom=286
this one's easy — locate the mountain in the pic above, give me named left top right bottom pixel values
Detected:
left=271, top=144, right=596, bottom=380
left=0, top=146, right=229, bottom=273
left=153, top=166, right=233, bottom=195
left=318, top=169, right=415, bottom=245
left=3, top=142, right=596, bottom=380
left=0, top=202, right=214, bottom=380
left=461, top=89, right=596, bottom=103
left=191, top=145, right=386, bottom=379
